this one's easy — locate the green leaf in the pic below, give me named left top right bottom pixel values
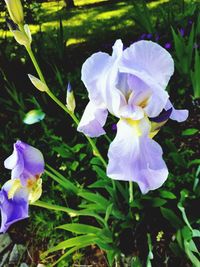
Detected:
left=57, top=223, right=102, bottom=235
left=182, top=226, right=192, bottom=241
left=192, top=229, right=200, bottom=237
left=105, top=203, right=113, bottom=223
left=115, top=181, right=128, bottom=202
left=92, top=165, right=108, bottom=180
left=78, top=203, right=105, bottom=214
left=72, top=143, right=85, bottom=152
left=46, top=165, right=79, bottom=193
left=43, top=234, right=98, bottom=256
left=45, top=169, right=78, bottom=194
left=182, top=128, right=199, bottom=136
left=72, top=209, right=106, bottom=226
left=176, top=229, right=184, bottom=249
left=32, top=200, right=79, bottom=217
left=78, top=191, right=109, bottom=209
left=52, top=146, right=74, bottom=158
left=106, top=249, right=117, bottom=266
left=131, top=256, right=142, bottom=267
left=160, top=190, right=176, bottom=199
left=51, top=242, right=92, bottom=266
left=23, top=109, right=45, bottom=124
left=184, top=240, right=200, bottom=267
left=88, top=180, right=113, bottom=196
left=178, top=195, right=193, bottom=231
left=70, top=161, right=79, bottom=171
left=191, top=48, right=200, bottom=98
left=161, top=207, right=183, bottom=229
left=188, top=159, right=200, bottom=167
left=150, top=197, right=167, bottom=207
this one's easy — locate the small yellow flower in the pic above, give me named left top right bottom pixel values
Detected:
left=156, top=230, right=164, bottom=242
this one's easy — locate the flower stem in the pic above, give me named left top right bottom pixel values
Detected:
left=129, top=181, right=133, bottom=204
left=26, top=46, right=45, bottom=83
left=25, top=45, right=107, bottom=168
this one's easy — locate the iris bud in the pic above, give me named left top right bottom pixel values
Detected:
left=7, top=19, right=32, bottom=47
left=66, top=82, right=76, bottom=113
left=5, top=0, right=24, bottom=25
left=28, top=74, right=49, bottom=92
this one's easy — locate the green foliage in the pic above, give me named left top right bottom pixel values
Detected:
left=191, top=48, right=200, bottom=98
left=182, top=128, right=199, bottom=136
left=132, top=0, right=155, bottom=34
left=172, top=25, right=195, bottom=75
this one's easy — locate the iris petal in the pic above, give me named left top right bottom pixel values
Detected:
left=0, top=180, right=29, bottom=233
left=77, top=101, right=108, bottom=137
left=165, top=100, right=189, bottom=122
left=107, top=119, right=168, bottom=194
left=4, top=141, right=44, bottom=185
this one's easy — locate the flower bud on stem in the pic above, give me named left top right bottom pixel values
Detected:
left=24, top=45, right=107, bottom=169
left=5, top=0, right=24, bottom=25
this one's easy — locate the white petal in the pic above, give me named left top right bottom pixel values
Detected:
left=112, top=39, right=123, bottom=59
left=120, top=40, right=174, bottom=89
left=77, top=101, right=108, bottom=137
left=81, top=52, right=111, bottom=104
left=107, top=119, right=168, bottom=194
left=4, top=145, right=19, bottom=169
left=165, top=99, right=189, bottom=122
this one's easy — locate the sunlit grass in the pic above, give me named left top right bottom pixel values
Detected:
left=0, top=0, right=135, bottom=46
left=66, top=37, right=86, bottom=46
left=147, top=0, right=170, bottom=9
left=0, top=0, right=196, bottom=47
left=75, top=0, right=109, bottom=5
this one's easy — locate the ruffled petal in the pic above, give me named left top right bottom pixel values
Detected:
left=101, top=40, right=126, bottom=117
left=77, top=101, right=108, bottom=137
left=107, top=119, right=168, bottom=194
left=22, top=141, right=44, bottom=177
left=81, top=39, right=128, bottom=118
left=165, top=99, right=189, bottom=122
left=119, top=40, right=173, bottom=116
left=120, top=40, right=174, bottom=89
left=4, top=142, right=24, bottom=179
left=144, top=94, right=169, bottom=118
left=4, top=141, right=44, bottom=185
left=4, top=146, right=18, bottom=169
left=81, top=52, right=111, bottom=104
left=0, top=180, right=29, bottom=233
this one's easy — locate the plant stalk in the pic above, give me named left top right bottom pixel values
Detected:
left=129, top=181, right=133, bottom=204
left=25, top=45, right=107, bottom=168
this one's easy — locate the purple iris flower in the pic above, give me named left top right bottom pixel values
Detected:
left=164, top=42, right=172, bottom=49
left=155, top=34, right=160, bottom=42
left=0, top=180, right=29, bottom=233
left=4, top=140, right=45, bottom=186
left=112, top=124, right=117, bottom=131
left=77, top=39, right=188, bottom=194
left=139, top=33, right=146, bottom=40
left=1, top=141, right=44, bottom=232
left=179, top=28, right=185, bottom=37
left=146, top=33, right=152, bottom=39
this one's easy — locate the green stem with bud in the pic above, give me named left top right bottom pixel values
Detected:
left=24, top=45, right=107, bottom=168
